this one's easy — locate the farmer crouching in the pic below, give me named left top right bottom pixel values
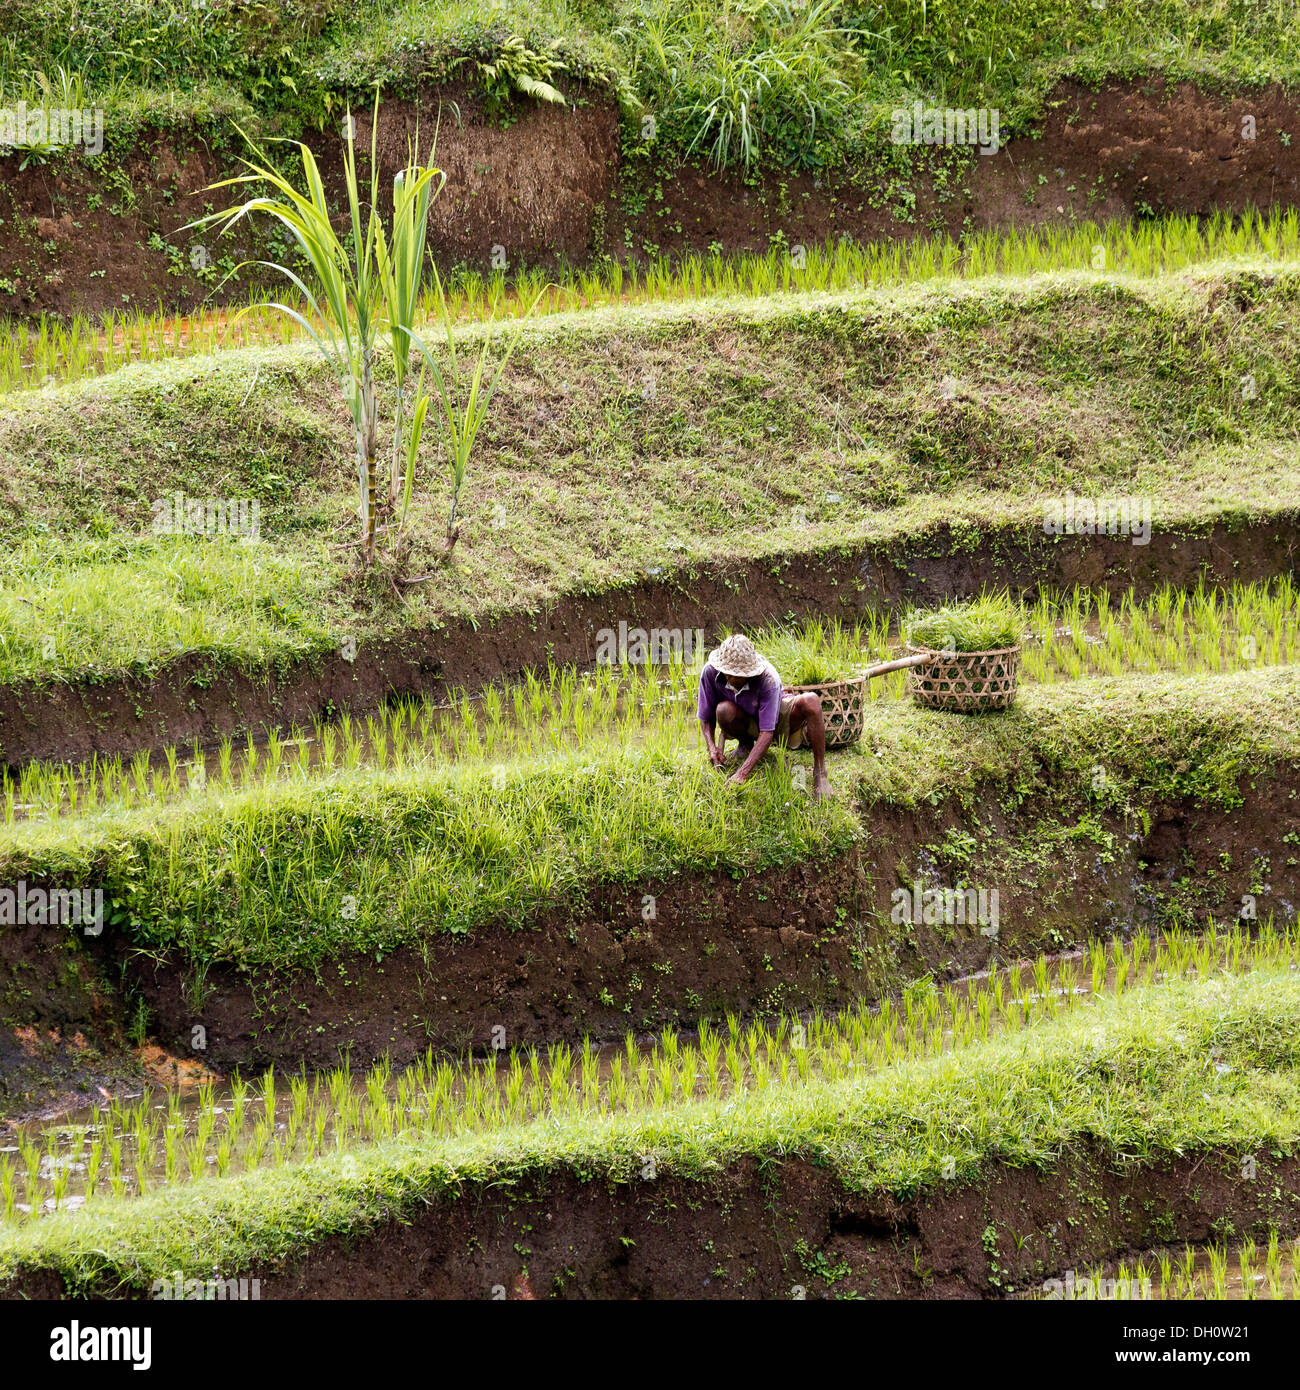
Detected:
left=697, top=634, right=830, bottom=798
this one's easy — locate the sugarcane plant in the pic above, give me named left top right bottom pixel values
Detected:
left=187, top=99, right=446, bottom=568
left=399, top=266, right=541, bottom=571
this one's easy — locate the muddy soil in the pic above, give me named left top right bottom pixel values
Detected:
left=3, top=769, right=1295, bottom=1103
left=3, top=515, right=1295, bottom=768
left=2, top=78, right=1298, bottom=322
left=609, top=78, right=1300, bottom=265
left=5, top=1145, right=1297, bottom=1299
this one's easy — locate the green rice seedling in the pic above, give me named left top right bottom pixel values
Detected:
left=130, top=751, right=150, bottom=801
left=228, top=1074, right=248, bottom=1135
left=1181, top=1243, right=1198, bottom=1295
left=676, top=1048, right=699, bottom=1102
left=49, top=1152, right=72, bottom=1211
left=241, top=732, right=259, bottom=785
left=1113, top=940, right=1130, bottom=994
left=1132, top=930, right=1151, bottom=977
left=215, top=1135, right=234, bottom=1178
left=309, top=1108, right=328, bottom=1159
left=295, top=731, right=313, bottom=780
left=19, top=1135, right=41, bottom=1210
left=106, top=1129, right=125, bottom=1198
left=215, top=737, right=234, bottom=790
left=975, top=988, right=994, bottom=1040
left=652, top=1049, right=675, bottom=1106
left=579, top=1037, right=600, bottom=1109
left=260, top=1069, right=276, bottom=1130
left=605, top=1054, right=627, bottom=1113
left=503, top=1054, right=527, bottom=1123
left=1207, top=1244, right=1228, bottom=1299
left=484, top=684, right=503, bottom=728
left=1240, top=1238, right=1258, bottom=1299
left=243, top=1119, right=270, bottom=1174
left=906, top=591, right=1022, bottom=654
left=1, top=1156, right=18, bottom=1222
left=265, top=729, right=283, bottom=783
left=185, top=1127, right=209, bottom=1182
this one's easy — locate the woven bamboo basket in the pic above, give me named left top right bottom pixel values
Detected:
left=782, top=673, right=867, bottom=748
left=903, top=643, right=1022, bottom=712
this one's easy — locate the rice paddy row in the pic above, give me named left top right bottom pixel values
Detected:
left=4, top=954, right=1299, bottom=1294
left=1, top=209, right=1295, bottom=397
left=1, top=919, right=1284, bottom=1225
left=5, top=578, right=1297, bottom=823
left=4, top=259, right=1299, bottom=694
left=1038, top=1237, right=1300, bottom=1301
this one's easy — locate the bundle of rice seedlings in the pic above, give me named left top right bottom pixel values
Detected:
left=905, top=592, right=1023, bottom=653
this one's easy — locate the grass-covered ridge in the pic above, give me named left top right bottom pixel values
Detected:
left=8, top=211, right=1297, bottom=398
left=2, top=665, right=1295, bottom=971
left=3, top=958, right=1298, bottom=1291
left=2, top=260, right=1299, bottom=687
left=0, top=922, right=1279, bottom=1228
left=3, top=0, right=1298, bottom=170
left=6, top=576, right=1300, bottom=822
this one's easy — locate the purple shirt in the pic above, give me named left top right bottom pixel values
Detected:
left=698, top=661, right=783, bottom=733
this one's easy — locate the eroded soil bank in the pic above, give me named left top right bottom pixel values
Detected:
left=3, top=77, right=1299, bottom=321
left=3, top=770, right=1295, bottom=1108
left=6, top=1146, right=1297, bottom=1299
left=3, top=515, right=1294, bottom=767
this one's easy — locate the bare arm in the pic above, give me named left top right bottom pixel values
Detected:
left=728, top=730, right=774, bottom=785
left=700, top=718, right=726, bottom=766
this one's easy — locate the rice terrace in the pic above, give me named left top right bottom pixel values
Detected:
left=1, top=0, right=1300, bottom=1351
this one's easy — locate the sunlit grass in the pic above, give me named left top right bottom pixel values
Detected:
left=5, top=578, right=1297, bottom=820
left=0, top=917, right=1289, bottom=1225
left=2, top=210, right=1296, bottom=397
left=5, top=951, right=1300, bottom=1289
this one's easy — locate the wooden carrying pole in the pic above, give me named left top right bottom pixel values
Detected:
left=861, top=651, right=933, bottom=680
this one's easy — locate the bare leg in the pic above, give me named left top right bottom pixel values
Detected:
left=714, top=700, right=753, bottom=764
left=787, top=694, right=831, bottom=798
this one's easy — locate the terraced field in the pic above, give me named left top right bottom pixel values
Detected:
left=2, top=0, right=1300, bottom=1338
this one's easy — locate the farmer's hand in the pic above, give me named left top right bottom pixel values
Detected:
left=708, top=744, right=727, bottom=768
left=726, top=770, right=750, bottom=788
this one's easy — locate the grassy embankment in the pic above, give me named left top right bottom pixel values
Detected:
left=1, top=662, right=1295, bottom=974
left=2, top=935, right=1298, bottom=1292
left=5, top=0, right=1298, bottom=166
left=3, top=209, right=1297, bottom=394
left=2, top=261, right=1299, bottom=691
